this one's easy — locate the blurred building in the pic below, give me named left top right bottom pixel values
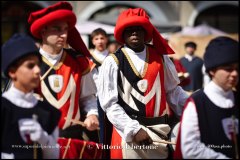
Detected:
left=1, top=1, right=238, bottom=46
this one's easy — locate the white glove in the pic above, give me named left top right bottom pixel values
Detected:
left=18, top=118, right=49, bottom=145
left=1, top=152, right=14, bottom=159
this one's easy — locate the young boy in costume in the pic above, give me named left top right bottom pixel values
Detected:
left=90, top=28, right=112, bottom=159
left=1, top=33, right=61, bottom=159
left=174, top=36, right=239, bottom=159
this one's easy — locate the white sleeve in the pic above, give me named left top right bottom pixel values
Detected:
left=163, top=55, right=189, bottom=117
left=1, top=152, right=14, bottom=159
left=181, top=101, right=230, bottom=159
left=98, top=56, right=141, bottom=142
left=91, top=67, right=99, bottom=90
left=42, top=127, right=60, bottom=159
left=79, top=72, right=98, bottom=116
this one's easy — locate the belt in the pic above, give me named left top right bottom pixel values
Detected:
left=130, top=114, right=169, bottom=126
left=59, top=125, right=99, bottom=143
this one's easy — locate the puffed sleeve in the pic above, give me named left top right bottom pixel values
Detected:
left=97, top=55, right=141, bottom=142
left=80, top=71, right=98, bottom=116
left=163, top=55, right=189, bottom=117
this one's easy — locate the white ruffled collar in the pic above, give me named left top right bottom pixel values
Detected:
left=2, top=85, right=38, bottom=108
left=39, top=48, right=63, bottom=65
left=92, top=49, right=109, bottom=62
left=204, top=81, right=234, bottom=108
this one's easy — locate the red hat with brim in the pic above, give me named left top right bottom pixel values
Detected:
left=114, top=8, right=174, bottom=55
left=28, top=2, right=76, bottom=39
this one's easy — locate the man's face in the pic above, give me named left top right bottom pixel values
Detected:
left=41, top=21, right=69, bottom=50
left=92, top=34, right=108, bottom=52
left=123, top=26, right=145, bottom=52
left=210, top=63, right=239, bottom=91
left=185, top=46, right=196, bottom=56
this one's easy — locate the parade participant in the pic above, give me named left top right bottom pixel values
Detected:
left=174, top=36, right=239, bottom=159
left=180, top=41, right=203, bottom=92
left=169, top=55, right=190, bottom=88
left=28, top=2, right=101, bottom=158
left=90, top=28, right=109, bottom=90
left=98, top=8, right=189, bottom=159
left=90, top=28, right=112, bottom=159
left=1, top=33, right=61, bottom=159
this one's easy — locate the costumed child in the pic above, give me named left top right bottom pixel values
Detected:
left=1, top=33, right=61, bottom=159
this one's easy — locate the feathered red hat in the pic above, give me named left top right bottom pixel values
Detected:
left=114, top=8, right=174, bottom=55
left=28, top=1, right=76, bottom=39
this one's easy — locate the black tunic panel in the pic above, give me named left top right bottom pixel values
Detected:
left=192, top=90, right=239, bottom=158
left=114, top=47, right=146, bottom=117
left=1, top=97, right=61, bottom=159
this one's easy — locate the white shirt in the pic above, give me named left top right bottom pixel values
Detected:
left=2, top=85, right=38, bottom=108
left=2, top=85, right=59, bottom=159
left=92, top=49, right=109, bottom=62
left=40, top=48, right=63, bottom=66
left=98, top=45, right=189, bottom=142
left=91, top=49, right=109, bottom=90
left=184, top=54, right=195, bottom=62
left=181, top=81, right=235, bottom=159
left=39, top=48, right=98, bottom=116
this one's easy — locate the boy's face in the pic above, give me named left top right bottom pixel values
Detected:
left=123, top=26, right=145, bottom=52
left=41, top=21, right=69, bottom=51
left=92, top=34, right=108, bottom=52
left=210, top=63, right=239, bottom=91
left=9, top=55, right=41, bottom=93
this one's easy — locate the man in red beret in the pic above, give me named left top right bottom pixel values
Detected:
left=98, top=8, right=189, bottom=159
left=28, top=2, right=101, bottom=158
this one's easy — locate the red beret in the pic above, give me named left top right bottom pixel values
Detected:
left=28, top=2, right=76, bottom=39
left=114, top=8, right=174, bottom=55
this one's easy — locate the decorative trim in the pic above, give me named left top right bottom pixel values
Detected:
left=118, top=71, right=161, bottom=116
left=90, top=51, right=103, bottom=65
left=110, top=54, right=119, bottom=65
left=41, top=74, right=77, bottom=129
left=41, top=51, right=66, bottom=70
left=62, top=138, right=71, bottom=159
left=79, top=141, right=87, bottom=159
left=121, top=48, right=149, bottom=78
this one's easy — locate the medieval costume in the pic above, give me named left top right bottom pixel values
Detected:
left=28, top=2, right=102, bottom=158
left=1, top=34, right=61, bottom=159
left=98, top=8, right=189, bottom=159
left=174, top=37, right=239, bottom=159
left=90, top=48, right=113, bottom=159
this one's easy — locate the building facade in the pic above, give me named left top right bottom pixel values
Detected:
left=1, top=1, right=238, bottom=44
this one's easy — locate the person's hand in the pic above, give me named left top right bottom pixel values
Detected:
left=83, top=115, right=99, bottom=131
left=133, top=128, right=153, bottom=145
left=19, top=119, right=48, bottom=144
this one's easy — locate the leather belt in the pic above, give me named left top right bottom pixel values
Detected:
left=130, top=114, right=169, bottom=126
